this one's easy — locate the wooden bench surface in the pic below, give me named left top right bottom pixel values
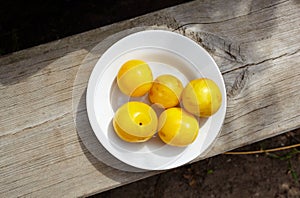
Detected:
left=1, top=0, right=300, bottom=197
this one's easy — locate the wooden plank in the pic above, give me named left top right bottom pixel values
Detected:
left=0, top=0, right=300, bottom=197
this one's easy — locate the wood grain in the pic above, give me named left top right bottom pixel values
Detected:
left=1, top=0, right=300, bottom=197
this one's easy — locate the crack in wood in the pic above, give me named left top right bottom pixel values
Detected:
left=224, top=103, right=273, bottom=126
left=172, top=0, right=289, bottom=29
left=251, top=0, right=290, bottom=13
left=226, top=48, right=299, bottom=99
left=184, top=30, right=245, bottom=63
left=227, top=68, right=249, bottom=98
left=222, top=49, right=300, bottom=75
left=225, top=50, right=237, bottom=61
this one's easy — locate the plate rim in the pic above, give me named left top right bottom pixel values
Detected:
left=86, top=29, right=227, bottom=170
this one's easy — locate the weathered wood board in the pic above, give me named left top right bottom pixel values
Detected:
left=1, top=0, right=300, bottom=197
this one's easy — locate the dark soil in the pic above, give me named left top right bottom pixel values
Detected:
left=94, top=129, right=300, bottom=198
left=1, top=1, right=299, bottom=197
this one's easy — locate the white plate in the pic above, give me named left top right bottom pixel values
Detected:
left=86, top=30, right=226, bottom=170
